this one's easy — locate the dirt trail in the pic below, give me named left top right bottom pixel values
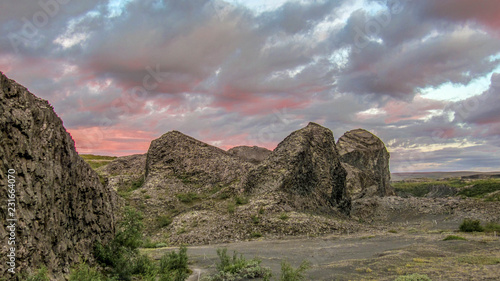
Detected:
left=143, top=230, right=500, bottom=280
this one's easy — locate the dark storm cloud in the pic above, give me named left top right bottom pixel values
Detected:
left=0, top=0, right=499, bottom=170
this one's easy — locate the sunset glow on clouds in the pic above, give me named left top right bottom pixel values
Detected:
left=1, top=0, right=500, bottom=172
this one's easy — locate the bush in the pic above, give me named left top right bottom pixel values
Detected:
left=159, top=246, right=190, bottom=281
left=94, top=207, right=145, bottom=280
left=459, top=219, right=484, bottom=232
left=157, top=215, right=173, bottom=228
left=279, top=260, right=310, bottom=281
left=25, top=266, right=50, bottom=281
left=484, top=222, right=500, bottom=233
left=394, top=273, right=432, bottom=281
left=279, top=213, right=289, bottom=220
left=443, top=235, right=467, bottom=241
left=205, top=248, right=272, bottom=281
left=69, top=262, right=106, bottom=281
left=235, top=196, right=249, bottom=205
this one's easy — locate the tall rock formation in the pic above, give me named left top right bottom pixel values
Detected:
left=227, top=146, right=272, bottom=164
left=145, top=130, right=254, bottom=193
left=337, top=129, right=394, bottom=199
left=242, top=122, right=350, bottom=213
left=0, top=72, right=118, bottom=279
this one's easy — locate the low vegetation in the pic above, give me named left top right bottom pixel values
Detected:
left=80, top=154, right=117, bottom=169
left=176, top=192, right=201, bottom=203
left=393, top=178, right=500, bottom=199
left=394, top=273, right=432, bottom=281
left=203, top=248, right=272, bottom=281
left=443, top=235, right=466, bottom=241
left=278, top=260, right=310, bottom=281
left=459, top=219, right=484, bottom=232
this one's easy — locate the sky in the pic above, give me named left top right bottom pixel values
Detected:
left=1, top=0, right=500, bottom=173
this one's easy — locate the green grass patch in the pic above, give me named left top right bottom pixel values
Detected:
left=80, top=154, right=117, bottom=170
left=251, top=232, right=262, bottom=238
left=393, top=179, right=466, bottom=197
left=394, top=273, right=432, bottom=281
left=279, top=213, right=289, bottom=220
left=443, top=235, right=467, bottom=241
left=227, top=202, right=236, bottom=214
left=457, top=255, right=500, bottom=265
left=176, top=192, right=201, bottom=203
left=484, top=222, right=500, bottom=233
left=458, top=179, right=500, bottom=198
left=156, top=215, right=173, bottom=228
left=235, top=196, right=249, bottom=205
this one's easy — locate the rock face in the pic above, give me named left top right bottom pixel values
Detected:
left=0, top=72, right=118, bottom=279
left=242, top=122, right=350, bottom=213
left=97, top=154, right=146, bottom=191
left=227, top=146, right=272, bottom=164
left=337, top=129, right=394, bottom=199
left=145, top=131, right=253, bottom=194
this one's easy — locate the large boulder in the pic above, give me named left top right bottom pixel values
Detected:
left=242, top=122, right=350, bottom=214
left=337, top=129, right=394, bottom=199
left=227, top=146, right=272, bottom=164
left=0, top=72, right=118, bottom=279
left=144, top=130, right=253, bottom=196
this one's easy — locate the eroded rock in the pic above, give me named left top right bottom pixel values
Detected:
left=0, top=72, right=119, bottom=279
left=337, top=129, right=394, bottom=199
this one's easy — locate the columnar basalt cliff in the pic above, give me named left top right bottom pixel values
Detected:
left=242, top=122, right=351, bottom=213
left=0, top=72, right=118, bottom=279
left=337, top=129, right=394, bottom=199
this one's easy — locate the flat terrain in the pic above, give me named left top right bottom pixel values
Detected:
left=144, top=229, right=500, bottom=280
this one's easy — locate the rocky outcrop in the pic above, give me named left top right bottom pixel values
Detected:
left=227, top=146, right=272, bottom=164
left=97, top=154, right=146, bottom=191
left=337, top=129, right=394, bottom=199
left=242, top=122, right=350, bottom=213
left=0, top=72, right=118, bottom=279
left=145, top=130, right=253, bottom=194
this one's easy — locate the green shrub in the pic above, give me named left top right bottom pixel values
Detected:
left=443, top=235, right=467, bottom=241
left=159, top=246, right=190, bottom=281
left=394, top=273, right=432, bottom=281
left=69, top=262, right=106, bottom=281
left=279, top=260, right=310, bottom=281
left=279, top=213, right=289, bottom=220
left=205, top=248, right=272, bottom=281
left=459, top=219, right=484, bottom=232
left=235, top=196, right=249, bottom=205
left=251, top=232, right=262, bottom=238
left=157, top=215, right=173, bottom=228
left=251, top=215, right=260, bottom=224
left=176, top=192, right=200, bottom=203
left=132, top=175, right=145, bottom=190
left=484, top=222, right=500, bottom=233
left=25, top=266, right=50, bottom=281
left=94, top=207, right=145, bottom=280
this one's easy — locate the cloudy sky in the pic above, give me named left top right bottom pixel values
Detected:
left=1, top=0, right=500, bottom=172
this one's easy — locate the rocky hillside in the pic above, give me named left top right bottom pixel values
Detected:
left=0, top=72, right=119, bottom=279
left=337, top=129, right=394, bottom=199
left=94, top=123, right=377, bottom=245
